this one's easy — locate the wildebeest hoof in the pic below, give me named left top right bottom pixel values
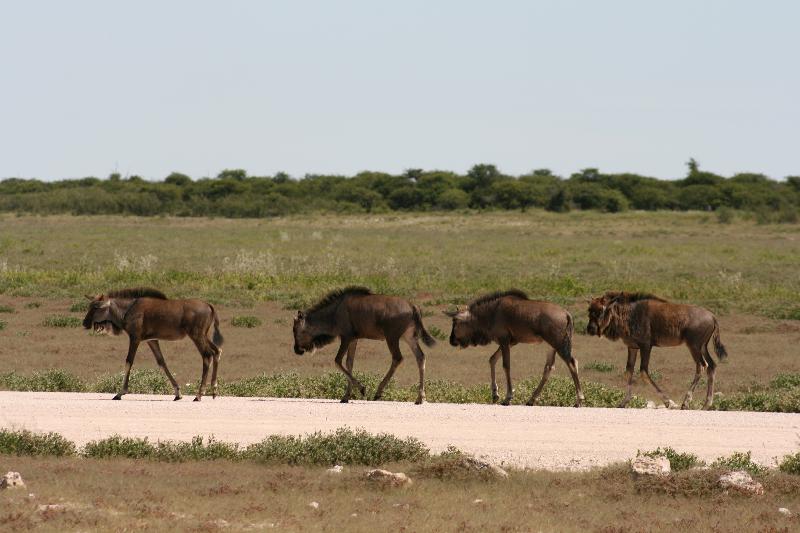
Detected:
left=491, top=394, right=500, bottom=404
left=617, top=401, right=629, bottom=408
left=340, top=397, right=350, bottom=403
left=414, top=397, right=425, bottom=405
left=372, top=394, right=382, bottom=401
left=574, top=401, right=582, bottom=408
left=680, top=402, right=689, bottom=410
left=525, top=400, right=535, bottom=406
left=359, top=385, right=367, bottom=397
left=500, top=398, right=511, bottom=406
left=665, top=399, right=678, bottom=409
left=112, top=394, right=123, bottom=400
left=173, top=395, right=181, bottom=401
left=193, top=397, right=201, bottom=402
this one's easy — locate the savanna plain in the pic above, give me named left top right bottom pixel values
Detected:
left=2, top=211, right=800, bottom=531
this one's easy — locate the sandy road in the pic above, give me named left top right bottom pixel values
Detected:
left=1, top=391, right=798, bottom=470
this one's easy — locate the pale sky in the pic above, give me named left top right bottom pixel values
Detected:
left=1, top=1, right=797, bottom=181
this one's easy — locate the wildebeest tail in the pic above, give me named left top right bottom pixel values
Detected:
left=412, top=305, right=436, bottom=347
left=561, top=312, right=574, bottom=362
left=210, top=304, right=224, bottom=347
left=712, top=317, right=727, bottom=360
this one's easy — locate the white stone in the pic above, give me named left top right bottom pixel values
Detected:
left=459, top=456, right=509, bottom=479
left=631, top=456, right=671, bottom=476
left=646, top=400, right=657, bottom=409
left=778, top=508, right=791, bottom=516
left=366, top=469, right=412, bottom=486
left=718, top=471, right=764, bottom=495
left=473, top=499, right=484, bottom=504
left=327, top=465, right=343, bottom=474
left=308, top=501, right=320, bottom=510
left=0, top=472, right=25, bottom=489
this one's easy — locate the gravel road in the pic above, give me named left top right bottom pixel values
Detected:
left=2, top=392, right=798, bottom=470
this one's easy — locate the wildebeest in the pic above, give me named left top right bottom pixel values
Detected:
left=586, top=291, right=727, bottom=409
left=83, top=288, right=224, bottom=401
left=446, top=290, right=584, bottom=407
left=292, top=286, right=435, bottom=404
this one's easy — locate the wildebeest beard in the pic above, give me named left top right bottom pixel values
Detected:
left=311, top=334, right=335, bottom=349
left=462, top=329, right=491, bottom=347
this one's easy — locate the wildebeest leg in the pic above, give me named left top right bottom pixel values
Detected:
left=210, top=348, right=221, bottom=399
left=341, top=339, right=358, bottom=403
left=639, top=345, right=675, bottom=408
left=404, top=335, right=426, bottom=405
left=147, top=340, right=181, bottom=401
left=334, top=338, right=366, bottom=400
left=701, top=344, right=717, bottom=410
left=619, top=347, right=638, bottom=408
left=191, top=337, right=214, bottom=401
left=488, top=347, right=502, bottom=403
left=563, top=355, right=585, bottom=408
left=526, top=348, right=556, bottom=406
left=681, top=347, right=706, bottom=410
left=374, top=338, right=403, bottom=401
left=499, top=342, right=513, bottom=406
left=113, top=339, right=140, bottom=400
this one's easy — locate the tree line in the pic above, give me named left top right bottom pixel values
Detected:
left=1, top=161, right=798, bottom=220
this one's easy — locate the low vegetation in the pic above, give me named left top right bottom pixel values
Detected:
left=714, top=372, right=800, bottom=413
left=638, top=447, right=702, bottom=471
left=230, top=315, right=262, bottom=328
left=711, top=451, right=768, bottom=476
left=583, top=360, right=615, bottom=373
left=41, top=315, right=82, bottom=328
left=0, top=368, right=645, bottom=408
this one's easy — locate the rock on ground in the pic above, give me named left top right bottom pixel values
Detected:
left=326, top=465, right=343, bottom=474
left=778, top=508, right=792, bottom=516
left=0, top=472, right=25, bottom=489
left=459, top=456, right=509, bottom=479
left=366, top=469, right=412, bottom=486
left=631, top=456, right=671, bottom=477
left=718, top=471, right=764, bottom=495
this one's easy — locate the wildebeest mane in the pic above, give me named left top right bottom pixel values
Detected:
left=108, top=287, right=168, bottom=300
left=605, top=291, right=666, bottom=304
left=306, top=286, right=373, bottom=315
left=468, top=289, right=528, bottom=311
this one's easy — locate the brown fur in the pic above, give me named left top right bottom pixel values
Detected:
left=446, top=289, right=584, bottom=407
left=587, top=291, right=727, bottom=409
left=83, top=287, right=224, bottom=401
left=293, top=286, right=435, bottom=404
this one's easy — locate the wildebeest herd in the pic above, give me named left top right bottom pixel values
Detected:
left=81, top=286, right=728, bottom=409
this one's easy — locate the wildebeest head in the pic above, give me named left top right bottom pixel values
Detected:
left=586, top=295, right=617, bottom=337
left=444, top=308, right=490, bottom=348
left=82, top=294, right=122, bottom=336
left=292, top=311, right=335, bottom=355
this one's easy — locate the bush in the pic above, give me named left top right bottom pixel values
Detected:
left=779, top=452, right=800, bottom=475
left=716, top=207, right=734, bottom=224
left=230, top=315, right=262, bottom=328
left=0, top=369, right=85, bottom=392
left=0, top=428, right=76, bottom=457
left=83, top=435, right=240, bottom=462
left=711, top=451, right=767, bottom=476
left=638, top=447, right=702, bottom=471
left=242, top=427, right=429, bottom=465
left=91, top=369, right=174, bottom=395
left=42, top=315, right=82, bottom=328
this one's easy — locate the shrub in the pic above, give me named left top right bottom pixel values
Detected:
left=0, top=304, right=14, bottom=313
left=42, top=315, right=82, bottom=328
left=83, top=435, right=240, bottom=462
left=711, top=451, right=767, bottom=476
left=427, top=325, right=448, bottom=341
left=242, top=427, right=429, bottom=465
left=638, top=447, right=702, bottom=471
left=0, top=369, right=85, bottom=392
left=779, top=452, right=800, bottom=475
left=716, top=207, right=734, bottom=224
left=0, top=428, right=76, bottom=457
left=0, top=320, right=5, bottom=331
left=230, top=315, right=262, bottom=328
left=25, top=302, right=41, bottom=309
left=91, top=369, right=174, bottom=395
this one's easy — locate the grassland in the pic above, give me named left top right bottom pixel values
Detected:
left=2, top=454, right=800, bottom=531
left=0, top=212, right=798, bottom=407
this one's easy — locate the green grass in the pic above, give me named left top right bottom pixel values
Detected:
left=714, top=372, right=800, bottom=412
left=779, top=452, right=800, bottom=475
left=41, top=314, right=82, bottom=328
left=427, top=325, right=448, bottom=341
left=69, top=300, right=88, bottom=313
left=24, top=301, right=41, bottom=308
left=0, top=319, right=5, bottom=331
left=0, top=212, right=798, bottom=320
left=230, top=315, right=262, bottom=328
left=0, top=304, right=14, bottom=313
left=584, top=360, right=615, bottom=373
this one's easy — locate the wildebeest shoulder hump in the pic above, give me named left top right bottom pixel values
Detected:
left=605, top=291, right=667, bottom=304
left=107, top=287, right=169, bottom=300
left=468, top=289, right=529, bottom=311
left=306, top=286, right=373, bottom=314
